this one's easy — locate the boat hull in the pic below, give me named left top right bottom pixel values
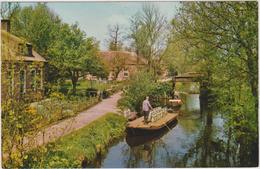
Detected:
left=126, top=113, right=178, bottom=136
left=126, top=118, right=178, bottom=136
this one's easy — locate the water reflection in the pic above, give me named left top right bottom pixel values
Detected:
left=126, top=120, right=178, bottom=147
left=184, top=94, right=200, bottom=112
left=89, top=94, right=256, bottom=167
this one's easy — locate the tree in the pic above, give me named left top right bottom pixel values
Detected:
left=169, top=2, right=258, bottom=163
left=111, top=53, right=127, bottom=80
left=49, top=23, right=107, bottom=94
left=10, top=3, right=61, bottom=55
left=172, top=2, right=257, bottom=104
left=10, top=3, right=62, bottom=84
left=106, top=24, right=124, bottom=51
left=129, top=3, right=169, bottom=76
left=0, top=2, right=20, bottom=19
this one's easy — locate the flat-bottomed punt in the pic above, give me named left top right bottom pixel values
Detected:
left=126, top=112, right=178, bottom=131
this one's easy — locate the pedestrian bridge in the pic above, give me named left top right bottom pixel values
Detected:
left=174, top=72, right=204, bottom=82
left=159, top=72, right=204, bottom=83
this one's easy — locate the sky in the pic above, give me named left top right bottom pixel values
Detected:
left=20, top=2, right=180, bottom=50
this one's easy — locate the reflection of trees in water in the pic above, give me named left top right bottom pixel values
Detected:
left=176, top=111, right=236, bottom=167
left=116, top=107, right=256, bottom=167
left=121, top=139, right=174, bottom=168
left=124, top=142, right=155, bottom=168
left=178, top=107, right=258, bottom=167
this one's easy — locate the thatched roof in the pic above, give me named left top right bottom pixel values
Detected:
left=99, top=51, right=147, bottom=66
left=1, top=30, right=46, bottom=62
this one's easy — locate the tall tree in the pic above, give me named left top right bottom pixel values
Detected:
left=0, top=2, right=20, bottom=19
left=129, top=3, right=169, bottom=76
left=106, top=24, right=124, bottom=51
left=10, top=3, right=61, bottom=55
left=169, top=2, right=258, bottom=163
left=111, top=53, right=127, bottom=80
left=49, top=23, right=107, bottom=94
left=10, top=3, right=62, bottom=84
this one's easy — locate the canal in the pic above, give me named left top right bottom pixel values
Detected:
left=88, top=93, right=256, bottom=167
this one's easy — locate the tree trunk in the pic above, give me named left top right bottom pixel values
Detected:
left=246, top=53, right=258, bottom=112
left=71, top=71, right=79, bottom=95
left=71, top=79, right=77, bottom=95
left=206, top=111, right=213, bottom=125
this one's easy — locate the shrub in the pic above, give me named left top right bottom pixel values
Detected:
left=102, top=90, right=110, bottom=99
left=149, top=82, right=172, bottom=107
left=118, top=71, right=173, bottom=112
left=85, top=88, right=98, bottom=97
left=30, top=92, right=99, bottom=128
left=59, top=86, right=69, bottom=95
left=118, top=71, right=157, bottom=112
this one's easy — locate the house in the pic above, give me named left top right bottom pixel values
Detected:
left=1, top=19, right=46, bottom=102
left=99, top=51, right=147, bottom=81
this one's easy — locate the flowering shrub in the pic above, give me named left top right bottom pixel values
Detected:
left=2, top=99, right=45, bottom=168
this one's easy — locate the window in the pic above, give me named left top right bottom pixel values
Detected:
left=19, top=70, right=26, bottom=95
left=31, top=69, right=36, bottom=91
left=124, top=71, right=129, bottom=77
left=36, top=69, right=42, bottom=90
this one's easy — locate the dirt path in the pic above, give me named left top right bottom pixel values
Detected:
left=23, top=92, right=123, bottom=148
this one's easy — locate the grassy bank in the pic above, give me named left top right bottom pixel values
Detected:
left=24, top=113, right=127, bottom=168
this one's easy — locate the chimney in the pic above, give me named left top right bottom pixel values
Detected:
left=26, top=43, right=33, bottom=57
left=1, top=19, right=10, bottom=32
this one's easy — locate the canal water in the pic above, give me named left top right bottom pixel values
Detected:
left=88, top=94, right=254, bottom=167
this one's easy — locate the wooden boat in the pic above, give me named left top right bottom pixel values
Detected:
left=126, top=112, right=178, bottom=135
left=126, top=119, right=178, bottom=146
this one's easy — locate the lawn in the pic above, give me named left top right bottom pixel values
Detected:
left=63, top=79, right=111, bottom=91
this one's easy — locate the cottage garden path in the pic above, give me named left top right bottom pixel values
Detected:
left=24, top=92, right=122, bottom=149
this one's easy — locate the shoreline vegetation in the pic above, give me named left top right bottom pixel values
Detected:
left=23, top=113, right=127, bottom=168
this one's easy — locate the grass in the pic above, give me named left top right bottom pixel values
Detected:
left=62, top=79, right=128, bottom=95
left=63, top=79, right=111, bottom=91
left=24, top=113, right=127, bottom=168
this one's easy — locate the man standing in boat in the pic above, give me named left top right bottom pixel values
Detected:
left=142, top=96, right=153, bottom=124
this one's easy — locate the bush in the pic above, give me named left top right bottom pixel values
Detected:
left=118, top=71, right=157, bottom=112
left=85, top=88, right=98, bottom=97
left=149, top=82, right=172, bottom=107
left=30, top=92, right=99, bottom=128
left=102, top=90, right=110, bottom=99
left=118, top=71, right=173, bottom=112
left=59, top=86, right=69, bottom=95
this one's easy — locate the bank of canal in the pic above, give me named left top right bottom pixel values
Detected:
left=88, top=94, right=255, bottom=167
left=23, top=113, right=127, bottom=168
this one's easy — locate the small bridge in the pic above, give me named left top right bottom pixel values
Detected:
left=159, top=72, right=204, bottom=83
left=174, top=72, right=204, bottom=83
